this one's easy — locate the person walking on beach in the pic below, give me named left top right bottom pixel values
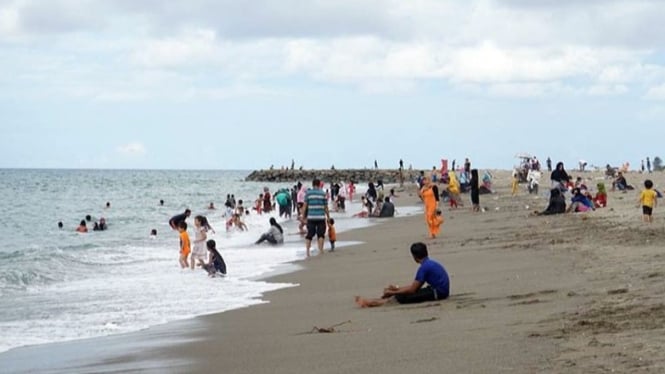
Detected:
left=418, top=176, right=441, bottom=238
left=546, top=157, right=552, bottom=172
left=638, top=179, right=658, bottom=224
left=178, top=221, right=191, bottom=269
left=355, top=242, right=450, bottom=307
left=169, top=209, right=191, bottom=231
left=301, top=179, right=329, bottom=257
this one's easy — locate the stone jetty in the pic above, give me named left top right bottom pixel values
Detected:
left=245, top=169, right=417, bottom=184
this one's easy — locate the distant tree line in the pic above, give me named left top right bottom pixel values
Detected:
left=654, top=156, right=664, bottom=171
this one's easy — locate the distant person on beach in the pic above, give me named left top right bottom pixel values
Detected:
left=105, top=202, right=110, bottom=209
left=263, top=187, right=272, bottom=213
left=353, top=196, right=372, bottom=218
left=355, top=242, right=450, bottom=308
left=419, top=176, right=442, bottom=238
left=379, top=197, right=395, bottom=217
left=535, top=188, right=566, bottom=216
left=328, top=218, right=336, bottom=251
left=58, top=221, right=63, bottom=229
left=366, top=182, right=377, bottom=203
left=208, top=202, right=215, bottom=210
left=76, top=220, right=88, bottom=233
left=302, top=178, right=329, bottom=257
left=160, top=199, right=164, bottom=206
left=191, top=216, right=211, bottom=269
left=566, top=187, right=595, bottom=213
left=85, top=215, right=92, bottom=222
left=178, top=221, right=190, bottom=269
left=150, top=229, right=157, bottom=237
left=255, top=217, right=284, bottom=245
left=612, top=172, right=633, bottom=192
left=254, top=194, right=264, bottom=215
left=638, top=179, right=658, bottom=224
left=347, top=181, right=356, bottom=202
left=169, top=209, right=191, bottom=231
left=550, top=162, right=570, bottom=190
left=594, top=183, right=608, bottom=208
left=546, top=157, right=552, bottom=172
left=275, top=189, right=292, bottom=219
left=226, top=213, right=248, bottom=231
left=647, top=157, right=652, bottom=173
left=203, top=239, right=227, bottom=277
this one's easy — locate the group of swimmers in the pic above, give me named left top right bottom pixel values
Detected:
left=61, top=204, right=110, bottom=233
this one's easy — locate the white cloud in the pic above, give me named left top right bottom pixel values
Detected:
left=2, top=0, right=665, bottom=99
left=645, top=84, right=665, bottom=100
left=116, top=142, right=147, bottom=155
left=587, top=84, right=629, bottom=96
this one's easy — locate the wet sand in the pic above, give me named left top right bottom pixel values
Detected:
left=3, top=170, right=665, bottom=373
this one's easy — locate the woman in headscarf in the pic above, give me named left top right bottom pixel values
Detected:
left=419, top=176, right=442, bottom=238
left=594, top=182, right=608, bottom=208
left=536, top=188, right=566, bottom=216
left=550, top=162, right=570, bottom=190
left=447, top=171, right=462, bottom=208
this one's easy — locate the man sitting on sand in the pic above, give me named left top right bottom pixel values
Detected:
left=355, top=242, right=450, bottom=307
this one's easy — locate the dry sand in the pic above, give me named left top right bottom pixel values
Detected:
left=4, top=169, right=665, bottom=373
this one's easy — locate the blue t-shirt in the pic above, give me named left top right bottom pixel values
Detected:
left=305, top=188, right=327, bottom=221
left=415, top=257, right=450, bottom=296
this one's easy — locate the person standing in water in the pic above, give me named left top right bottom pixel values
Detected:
left=302, top=179, right=329, bottom=257
left=178, top=221, right=191, bottom=269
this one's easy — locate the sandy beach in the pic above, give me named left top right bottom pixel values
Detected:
left=3, top=169, right=665, bottom=373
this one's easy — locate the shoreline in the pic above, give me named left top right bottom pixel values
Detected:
left=4, top=171, right=665, bottom=373
left=0, top=193, right=422, bottom=372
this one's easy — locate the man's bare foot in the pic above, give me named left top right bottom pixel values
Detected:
left=355, top=296, right=370, bottom=308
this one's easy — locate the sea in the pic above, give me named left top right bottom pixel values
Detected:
left=0, top=169, right=420, bottom=354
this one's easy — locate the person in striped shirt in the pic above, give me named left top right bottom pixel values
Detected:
left=301, top=178, right=330, bottom=257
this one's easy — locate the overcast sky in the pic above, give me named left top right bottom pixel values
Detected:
left=2, top=0, right=665, bottom=170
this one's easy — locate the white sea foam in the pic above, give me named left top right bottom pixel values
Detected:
left=0, top=169, right=421, bottom=353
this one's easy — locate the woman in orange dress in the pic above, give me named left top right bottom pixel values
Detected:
left=419, top=177, right=442, bottom=238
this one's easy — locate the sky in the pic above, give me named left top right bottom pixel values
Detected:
left=2, top=0, right=665, bottom=170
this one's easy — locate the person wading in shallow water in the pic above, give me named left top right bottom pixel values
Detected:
left=301, top=179, right=329, bottom=257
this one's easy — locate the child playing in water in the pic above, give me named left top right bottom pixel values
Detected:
left=638, top=179, right=658, bottom=224
left=328, top=218, right=337, bottom=251
left=191, top=216, right=209, bottom=269
left=203, top=239, right=227, bottom=277
left=178, top=221, right=190, bottom=269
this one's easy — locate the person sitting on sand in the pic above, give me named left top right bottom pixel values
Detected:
left=535, top=188, right=567, bottom=216
left=566, top=187, right=595, bottom=213
left=594, top=183, right=608, bottom=208
left=355, top=242, right=449, bottom=307
left=612, top=172, right=634, bottom=192
left=255, top=217, right=284, bottom=245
